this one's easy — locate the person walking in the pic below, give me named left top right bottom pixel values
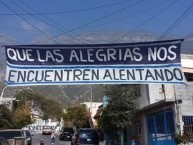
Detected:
left=51, top=130, right=55, bottom=145
left=39, top=139, right=44, bottom=145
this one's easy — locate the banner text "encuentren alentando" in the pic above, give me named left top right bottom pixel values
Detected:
left=5, top=39, right=186, bottom=86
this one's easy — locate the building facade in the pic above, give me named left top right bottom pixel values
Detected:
left=129, top=54, right=193, bottom=145
left=83, top=102, right=103, bottom=128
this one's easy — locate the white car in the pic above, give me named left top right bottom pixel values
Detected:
left=42, top=126, right=52, bottom=135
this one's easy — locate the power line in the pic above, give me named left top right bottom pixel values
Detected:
left=26, top=0, right=144, bottom=44
left=159, top=2, right=193, bottom=40
left=0, top=0, right=131, bottom=16
left=11, top=0, right=89, bottom=44
left=78, top=0, right=169, bottom=30
left=0, top=35, right=23, bottom=45
left=0, top=0, right=60, bottom=44
left=17, top=0, right=98, bottom=44
left=48, top=0, right=145, bottom=43
left=0, top=26, right=60, bottom=31
left=113, top=0, right=178, bottom=43
left=70, top=0, right=145, bottom=32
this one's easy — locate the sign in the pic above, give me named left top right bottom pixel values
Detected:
left=4, top=39, right=186, bottom=86
left=103, top=96, right=110, bottom=108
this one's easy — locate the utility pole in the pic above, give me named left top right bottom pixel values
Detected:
left=87, top=86, right=93, bottom=115
left=87, top=86, right=93, bottom=128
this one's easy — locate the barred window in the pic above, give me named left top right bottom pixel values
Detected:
left=183, top=116, right=193, bottom=133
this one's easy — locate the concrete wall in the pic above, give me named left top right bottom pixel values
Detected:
left=175, top=82, right=193, bottom=116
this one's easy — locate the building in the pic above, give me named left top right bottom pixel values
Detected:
left=0, top=97, right=15, bottom=111
left=83, top=102, right=103, bottom=128
left=92, top=54, right=193, bottom=145
left=128, top=54, right=193, bottom=145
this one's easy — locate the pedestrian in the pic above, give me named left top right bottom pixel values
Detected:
left=51, top=130, right=55, bottom=145
left=39, top=139, right=44, bottom=145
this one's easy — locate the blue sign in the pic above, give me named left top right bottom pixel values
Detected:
left=103, top=96, right=110, bottom=108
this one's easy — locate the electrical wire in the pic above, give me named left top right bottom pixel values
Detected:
left=78, top=0, right=169, bottom=30
left=0, top=35, right=23, bottom=45
left=0, top=0, right=60, bottom=44
left=113, top=0, right=178, bottom=43
left=10, top=0, right=90, bottom=44
left=70, top=0, right=145, bottom=32
left=0, top=0, right=132, bottom=16
left=26, top=0, right=145, bottom=44
left=0, top=26, right=59, bottom=32
left=47, top=0, right=145, bottom=43
left=159, top=2, right=193, bottom=40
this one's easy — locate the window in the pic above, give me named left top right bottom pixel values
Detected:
left=0, top=131, right=22, bottom=139
left=183, top=116, right=193, bottom=133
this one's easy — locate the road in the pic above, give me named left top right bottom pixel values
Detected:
left=32, top=132, right=71, bottom=145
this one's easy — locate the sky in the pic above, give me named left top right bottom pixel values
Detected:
left=0, top=0, right=193, bottom=45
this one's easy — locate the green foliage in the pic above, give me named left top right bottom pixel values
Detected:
left=14, top=104, right=31, bottom=129
left=98, top=85, right=137, bottom=140
left=15, top=90, right=63, bottom=121
left=174, top=130, right=193, bottom=144
left=0, top=105, right=15, bottom=129
left=63, top=104, right=90, bottom=128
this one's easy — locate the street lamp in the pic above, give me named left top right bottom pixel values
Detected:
left=0, top=86, right=8, bottom=102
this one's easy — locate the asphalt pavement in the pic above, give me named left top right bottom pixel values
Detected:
left=32, top=132, right=71, bottom=145
left=31, top=132, right=105, bottom=145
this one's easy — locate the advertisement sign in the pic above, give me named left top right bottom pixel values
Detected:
left=4, top=39, right=186, bottom=86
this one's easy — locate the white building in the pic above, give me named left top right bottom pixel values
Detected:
left=128, top=54, right=193, bottom=145
left=83, top=102, right=103, bottom=128
left=0, top=97, right=15, bottom=111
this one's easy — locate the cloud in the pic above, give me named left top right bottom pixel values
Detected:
left=20, top=20, right=47, bottom=31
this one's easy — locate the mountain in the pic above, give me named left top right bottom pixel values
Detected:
left=0, top=31, right=193, bottom=107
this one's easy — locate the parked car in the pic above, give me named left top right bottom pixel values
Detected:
left=0, top=137, right=9, bottom=145
left=0, top=129, right=31, bottom=145
left=22, top=129, right=32, bottom=145
left=42, top=126, right=52, bottom=135
left=59, top=127, right=74, bottom=141
left=71, top=128, right=99, bottom=145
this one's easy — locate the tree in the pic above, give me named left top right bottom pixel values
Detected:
left=63, top=104, right=90, bottom=128
left=40, top=98, right=63, bottom=121
left=14, top=90, right=63, bottom=121
left=174, top=129, right=193, bottom=145
left=98, top=85, right=137, bottom=144
left=0, top=104, right=15, bottom=129
left=14, top=104, right=31, bottom=129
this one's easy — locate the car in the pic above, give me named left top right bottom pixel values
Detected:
left=22, top=129, right=32, bottom=145
left=71, top=128, right=99, bottom=145
left=59, top=127, right=74, bottom=141
left=0, top=136, right=10, bottom=145
left=42, top=126, right=52, bottom=135
left=0, top=129, right=31, bottom=145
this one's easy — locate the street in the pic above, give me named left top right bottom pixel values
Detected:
left=32, top=132, right=71, bottom=145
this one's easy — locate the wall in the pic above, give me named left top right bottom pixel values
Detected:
left=83, top=102, right=103, bottom=127
left=175, top=82, right=193, bottom=116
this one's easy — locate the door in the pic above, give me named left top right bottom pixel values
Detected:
left=147, top=109, right=175, bottom=145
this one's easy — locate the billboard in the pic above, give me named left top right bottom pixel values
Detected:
left=4, top=39, right=186, bottom=86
